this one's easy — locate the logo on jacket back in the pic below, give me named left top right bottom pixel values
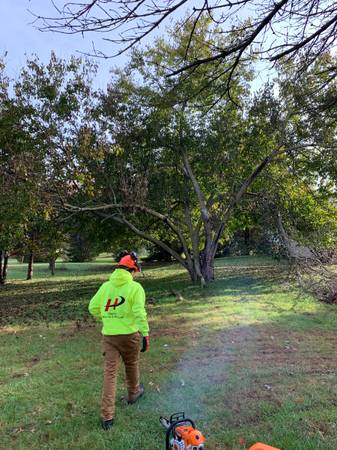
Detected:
left=105, top=296, right=126, bottom=311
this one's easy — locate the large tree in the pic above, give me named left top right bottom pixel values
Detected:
left=63, top=20, right=336, bottom=284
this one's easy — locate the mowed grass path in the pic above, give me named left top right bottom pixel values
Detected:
left=1, top=256, right=337, bottom=449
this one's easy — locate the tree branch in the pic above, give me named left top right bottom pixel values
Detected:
left=107, top=212, right=188, bottom=266
left=64, top=201, right=191, bottom=265
left=167, top=0, right=289, bottom=77
left=211, top=144, right=286, bottom=252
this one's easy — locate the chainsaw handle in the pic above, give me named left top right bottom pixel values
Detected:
left=165, top=418, right=196, bottom=450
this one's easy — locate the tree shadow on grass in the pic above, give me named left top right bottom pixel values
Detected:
left=0, top=278, right=99, bottom=326
left=0, top=269, right=290, bottom=327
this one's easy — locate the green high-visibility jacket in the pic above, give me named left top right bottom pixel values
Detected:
left=88, top=269, right=149, bottom=336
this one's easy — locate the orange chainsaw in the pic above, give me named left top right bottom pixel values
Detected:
left=160, top=412, right=280, bottom=450
left=160, top=412, right=205, bottom=450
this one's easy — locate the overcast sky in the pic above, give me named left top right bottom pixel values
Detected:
left=1, top=1, right=270, bottom=91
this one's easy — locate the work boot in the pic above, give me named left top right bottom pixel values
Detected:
left=127, top=384, right=145, bottom=405
left=101, top=418, right=114, bottom=430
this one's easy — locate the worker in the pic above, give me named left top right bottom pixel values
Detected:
left=88, top=251, right=149, bottom=430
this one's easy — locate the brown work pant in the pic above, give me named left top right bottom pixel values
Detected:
left=101, top=332, right=141, bottom=420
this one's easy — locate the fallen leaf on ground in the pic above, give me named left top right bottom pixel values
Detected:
left=30, top=356, right=41, bottom=365
left=12, top=372, right=29, bottom=378
left=66, top=401, right=76, bottom=416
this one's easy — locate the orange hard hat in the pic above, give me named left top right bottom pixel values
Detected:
left=117, top=253, right=140, bottom=272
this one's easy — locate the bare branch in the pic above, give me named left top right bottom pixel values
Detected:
left=168, top=0, right=289, bottom=77
left=118, top=215, right=188, bottom=266
left=211, top=143, right=288, bottom=251
left=64, top=201, right=191, bottom=265
left=181, top=152, right=210, bottom=224
left=33, top=1, right=337, bottom=96
left=270, top=13, right=337, bottom=61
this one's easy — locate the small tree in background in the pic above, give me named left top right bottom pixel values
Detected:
left=67, top=232, right=100, bottom=262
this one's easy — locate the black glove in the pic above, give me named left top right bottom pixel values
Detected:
left=140, top=336, right=149, bottom=352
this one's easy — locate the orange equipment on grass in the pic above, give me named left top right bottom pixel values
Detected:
left=249, top=444, right=280, bottom=450
left=173, top=424, right=206, bottom=449
left=160, top=412, right=280, bottom=450
left=161, top=413, right=205, bottom=450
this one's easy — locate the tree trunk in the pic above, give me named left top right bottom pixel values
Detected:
left=27, top=253, right=34, bottom=280
left=200, top=249, right=215, bottom=283
left=188, top=266, right=201, bottom=283
left=2, top=251, right=9, bottom=282
left=49, top=257, right=56, bottom=276
left=185, top=256, right=204, bottom=286
left=201, top=260, right=214, bottom=282
left=185, top=249, right=215, bottom=287
left=244, top=228, right=250, bottom=246
left=0, top=251, right=4, bottom=285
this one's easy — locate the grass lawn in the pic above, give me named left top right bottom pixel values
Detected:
left=1, top=256, right=337, bottom=449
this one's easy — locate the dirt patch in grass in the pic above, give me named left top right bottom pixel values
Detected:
left=161, top=319, right=337, bottom=442
left=217, top=326, right=336, bottom=434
